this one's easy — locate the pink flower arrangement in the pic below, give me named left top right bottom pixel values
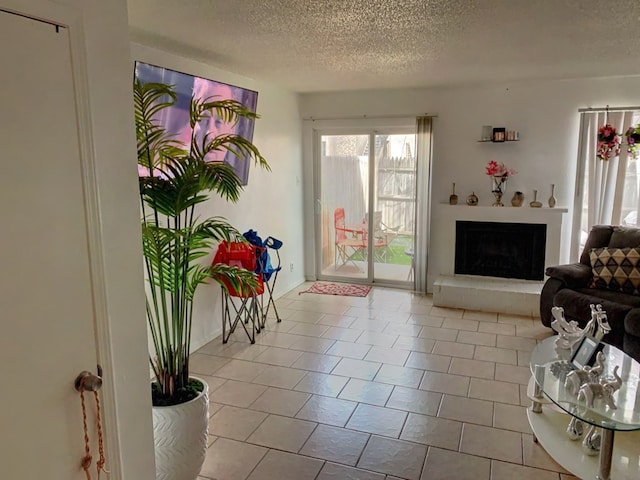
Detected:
left=597, top=124, right=621, bottom=161
left=485, top=160, right=516, bottom=178
left=625, top=124, right=640, bottom=159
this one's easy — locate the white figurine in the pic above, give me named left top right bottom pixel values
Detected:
left=582, top=425, right=601, bottom=455
left=564, top=351, right=605, bottom=395
left=577, top=366, right=622, bottom=410
left=551, top=306, right=595, bottom=350
left=566, top=416, right=584, bottom=440
left=591, top=304, right=611, bottom=341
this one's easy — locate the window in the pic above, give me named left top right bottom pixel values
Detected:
left=573, top=110, right=640, bottom=257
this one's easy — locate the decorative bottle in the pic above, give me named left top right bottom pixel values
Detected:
left=449, top=182, right=458, bottom=205
left=530, top=190, right=542, bottom=208
left=548, top=184, right=557, bottom=208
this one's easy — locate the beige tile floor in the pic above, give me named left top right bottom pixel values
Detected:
left=195, top=283, right=581, bottom=480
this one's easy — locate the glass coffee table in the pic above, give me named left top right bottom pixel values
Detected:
left=528, top=336, right=640, bottom=480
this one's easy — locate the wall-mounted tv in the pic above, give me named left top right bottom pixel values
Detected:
left=134, top=61, right=258, bottom=185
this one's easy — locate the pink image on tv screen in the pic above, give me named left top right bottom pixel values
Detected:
left=134, top=61, right=258, bottom=185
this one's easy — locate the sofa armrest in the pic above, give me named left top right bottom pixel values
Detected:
left=540, top=278, right=564, bottom=327
left=545, top=263, right=592, bottom=288
left=624, top=308, right=640, bottom=338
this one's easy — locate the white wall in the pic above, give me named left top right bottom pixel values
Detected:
left=300, top=76, right=640, bottom=291
left=131, top=43, right=305, bottom=350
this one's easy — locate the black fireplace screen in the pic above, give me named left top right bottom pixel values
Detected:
left=454, top=221, right=546, bottom=280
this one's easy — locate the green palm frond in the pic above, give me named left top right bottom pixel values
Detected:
left=190, top=96, right=258, bottom=129
left=185, top=264, right=211, bottom=300
left=134, top=79, right=187, bottom=174
left=202, top=133, right=270, bottom=170
left=134, top=80, right=177, bottom=123
left=192, top=217, right=244, bottom=244
left=209, top=263, right=260, bottom=296
left=200, top=162, right=244, bottom=202
left=141, top=157, right=209, bottom=217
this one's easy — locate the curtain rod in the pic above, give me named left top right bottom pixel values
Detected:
left=579, top=106, right=640, bottom=113
left=302, top=113, right=437, bottom=120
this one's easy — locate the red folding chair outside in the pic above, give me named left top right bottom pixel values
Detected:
left=213, top=241, right=264, bottom=344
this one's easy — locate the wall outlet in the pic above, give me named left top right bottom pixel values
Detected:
left=289, top=262, right=294, bottom=272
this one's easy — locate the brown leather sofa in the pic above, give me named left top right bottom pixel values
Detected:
left=540, top=225, right=640, bottom=361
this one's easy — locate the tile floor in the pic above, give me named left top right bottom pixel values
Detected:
left=194, top=283, right=580, bottom=480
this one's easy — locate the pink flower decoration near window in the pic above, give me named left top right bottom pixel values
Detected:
left=597, top=124, right=621, bottom=161
left=625, top=124, right=640, bottom=159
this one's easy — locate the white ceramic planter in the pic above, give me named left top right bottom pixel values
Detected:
left=152, top=377, right=209, bottom=480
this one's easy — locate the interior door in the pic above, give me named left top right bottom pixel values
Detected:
left=0, top=11, right=104, bottom=477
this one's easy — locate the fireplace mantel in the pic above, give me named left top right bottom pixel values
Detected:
left=439, top=204, right=568, bottom=215
left=429, top=203, right=568, bottom=315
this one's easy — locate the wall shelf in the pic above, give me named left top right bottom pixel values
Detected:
left=477, top=139, right=520, bottom=143
left=480, top=126, right=520, bottom=142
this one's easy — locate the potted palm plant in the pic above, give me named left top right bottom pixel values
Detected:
left=134, top=78, right=269, bottom=480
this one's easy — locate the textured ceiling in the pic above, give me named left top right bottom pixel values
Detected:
left=128, top=0, right=640, bottom=93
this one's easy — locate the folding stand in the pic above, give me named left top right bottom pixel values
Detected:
left=220, top=286, right=260, bottom=344
left=240, top=230, right=284, bottom=331
left=260, top=236, right=283, bottom=326
left=213, top=241, right=264, bottom=344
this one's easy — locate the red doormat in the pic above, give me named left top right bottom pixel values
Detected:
left=299, top=282, right=372, bottom=297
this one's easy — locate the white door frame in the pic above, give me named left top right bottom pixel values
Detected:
left=307, top=117, right=416, bottom=286
left=1, top=1, right=155, bottom=478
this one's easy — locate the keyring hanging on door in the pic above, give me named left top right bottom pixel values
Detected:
left=75, top=370, right=109, bottom=479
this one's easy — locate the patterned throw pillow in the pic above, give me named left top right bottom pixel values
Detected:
left=589, top=246, right=640, bottom=295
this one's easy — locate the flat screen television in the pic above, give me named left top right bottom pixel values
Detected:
left=134, top=61, right=259, bottom=185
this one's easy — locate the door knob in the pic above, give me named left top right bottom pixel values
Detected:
left=74, top=370, right=103, bottom=392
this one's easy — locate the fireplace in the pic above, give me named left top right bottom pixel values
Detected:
left=454, top=221, right=546, bottom=281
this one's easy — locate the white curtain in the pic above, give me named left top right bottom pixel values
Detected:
left=414, top=117, right=433, bottom=293
left=571, top=110, right=639, bottom=259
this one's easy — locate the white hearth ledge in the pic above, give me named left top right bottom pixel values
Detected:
left=433, top=275, right=543, bottom=316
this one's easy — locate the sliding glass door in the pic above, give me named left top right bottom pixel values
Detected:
left=316, top=129, right=416, bottom=286
left=373, top=132, right=417, bottom=283
left=318, top=134, right=370, bottom=280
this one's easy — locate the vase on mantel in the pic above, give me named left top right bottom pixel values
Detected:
left=548, top=184, right=557, bottom=208
left=530, top=189, right=543, bottom=208
left=491, top=175, right=508, bottom=207
left=449, top=182, right=458, bottom=205
left=511, top=191, right=524, bottom=207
